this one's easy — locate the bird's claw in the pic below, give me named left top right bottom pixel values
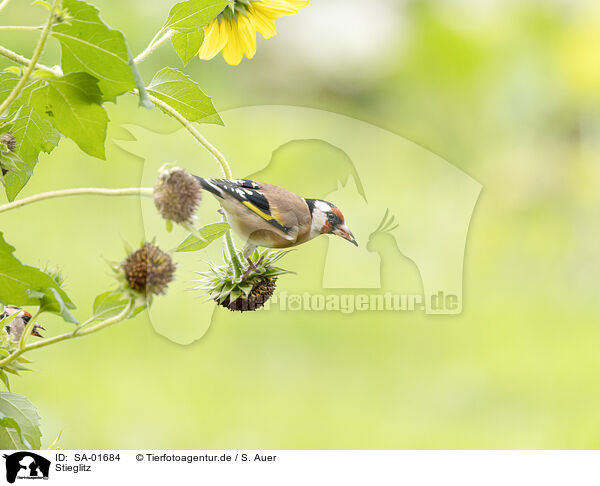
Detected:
left=241, top=255, right=264, bottom=280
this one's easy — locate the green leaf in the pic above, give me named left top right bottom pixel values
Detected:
left=52, top=0, right=137, bottom=99
left=26, top=73, right=108, bottom=159
left=0, top=392, right=42, bottom=450
left=0, top=370, right=10, bottom=392
left=0, top=72, right=19, bottom=105
left=176, top=222, right=230, bottom=252
left=27, top=288, right=79, bottom=324
left=0, top=232, right=76, bottom=311
left=172, top=30, right=205, bottom=65
left=0, top=415, right=30, bottom=449
left=148, top=67, right=223, bottom=125
left=163, top=0, right=229, bottom=33
left=1, top=105, right=60, bottom=201
left=92, top=290, right=129, bottom=321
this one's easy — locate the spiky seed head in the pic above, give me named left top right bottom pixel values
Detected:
left=219, top=277, right=278, bottom=312
left=154, top=167, right=202, bottom=224
left=122, top=243, right=176, bottom=296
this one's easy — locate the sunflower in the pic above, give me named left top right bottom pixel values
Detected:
left=198, top=0, right=309, bottom=66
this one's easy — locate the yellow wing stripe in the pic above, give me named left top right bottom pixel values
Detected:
left=242, top=201, right=289, bottom=231
left=242, top=200, right=274, bottom=221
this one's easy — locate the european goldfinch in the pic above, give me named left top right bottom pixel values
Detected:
left=0, top=306, right=45, bottom=341
left=195, top=177, right=358, bottom=257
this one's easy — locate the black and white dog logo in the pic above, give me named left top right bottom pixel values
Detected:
left=3, top=452, right=50, bottom=483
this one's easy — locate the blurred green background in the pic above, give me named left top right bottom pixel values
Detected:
left=1, top=0, right=600, bottom=449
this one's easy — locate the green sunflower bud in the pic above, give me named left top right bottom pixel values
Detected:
left=195, top=248, right=292, bottom=312
left=154, top=166, right=202, bottom=224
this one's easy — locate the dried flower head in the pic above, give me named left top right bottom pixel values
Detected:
left=1, top=132, right=16, bottom=176
left=154, top=166, right=202, bottom=224
left=122, top=243, right=176, bottom=296
left=1, top=132, right=16, bottom=153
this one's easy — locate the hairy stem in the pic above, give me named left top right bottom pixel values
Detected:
left=225, top=230, right=244, bottom=279
left=0, top=0, right=60, bottom=114
left=0, top=187, right=154, bottom=214
left=134, top=29, right=174, bottom=64
left=0, top=302, right=134, bottom=368
left=0, top=26, right=42, bottom=31
left=141, top=91, right=232, bottom=178
left=0, top=45, right=60, bottom=74
left=18, top=311, right=40, bottom=350
left=137, top=91, right=244, bottom=266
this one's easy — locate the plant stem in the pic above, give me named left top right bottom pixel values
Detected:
left=134, top=29, right=174, bottom=64
left=18, top=311, right=40, bottom=350
left=225, top=230, right=244, bottom=279
left=141, top=91, right=232, bottom=178
left=0, top=26, right=42, bottom=31
left=0, top=0, right=60, bottom=114
left=0, top=45, right=60, bottom=74
left=72, top=302, right=133, bottom=337
left=137, top=91, right=244, bottom=267
left=0, top=0, right=13, bottom=13
left=0, top=187, right=154, bottom=214
left=0, top=302, right=133, bottom=368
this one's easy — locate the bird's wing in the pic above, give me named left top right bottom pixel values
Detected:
left=205, top=179, right=295, bottom=235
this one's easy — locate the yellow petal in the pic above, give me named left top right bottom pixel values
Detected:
left=252, top=1, right=296, bottom=20
left=236, top=14, right=257, bottom=59
left=248, top=5, right=278, bottom=39
left=280, top=0, right=309, bottom=10
left=198, top=19, right=227, bottom=60
left=222, top=19, right=244, bottom=66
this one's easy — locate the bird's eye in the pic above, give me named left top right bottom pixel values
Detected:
left=327, top=213, right=336, bottom=222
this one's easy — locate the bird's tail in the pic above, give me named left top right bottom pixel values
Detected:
left=194, top=176, right=224, bottom=198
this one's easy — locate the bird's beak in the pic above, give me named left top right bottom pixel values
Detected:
left=334, top=224, right=358, bottom=247
left=31, top=325, right=45, bottom=338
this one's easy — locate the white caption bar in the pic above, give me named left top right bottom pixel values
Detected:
left=1, top=450, right=599, bottom=485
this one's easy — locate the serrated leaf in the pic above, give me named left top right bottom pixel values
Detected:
left=176, top=222, right=230, bottom=252
left=0, top=232, right=75, bottom=311
left=52, top=0, right=137, bottom=99
left=172, top=30, right=205, bottom=65
left=164, top=0, right=229, bottom=34
left=0, top=370, right=10, bottom=391
left=28, top=288, right=79, bottom=324
left=1, top=105, right=60, bottom=201
left=148, top=67, right=222, bottom=124
left=0, top=392, right=42, bottom=450
left=26, top=73, right=108, bottom=159
left=0, top=415, right=30, bottom=449
left=92, top=290, right=129, bottom=322
left=0, top=72, right=19, bottom=105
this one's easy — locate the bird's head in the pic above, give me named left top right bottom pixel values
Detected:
left=30, top=324, right=45, bottom=338
left=307, top=199, right=358, bottom=246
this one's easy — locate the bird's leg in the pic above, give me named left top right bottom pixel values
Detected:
left=241, top=243, right=258, bottom=280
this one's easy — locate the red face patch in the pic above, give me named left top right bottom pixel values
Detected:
left=23, top=311, right=32, bottom=318
left=332, top=207, right=344, bottom=221
left=322, top=221, right=332, bottom=233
